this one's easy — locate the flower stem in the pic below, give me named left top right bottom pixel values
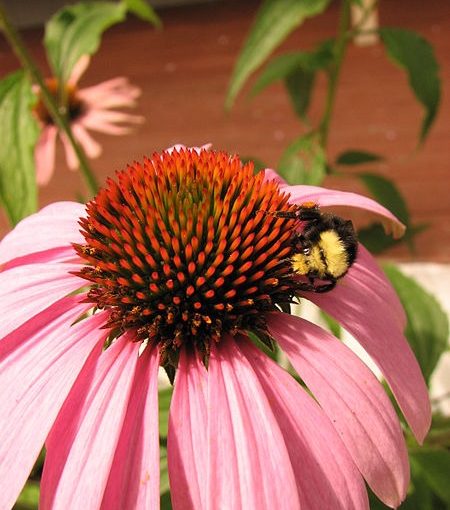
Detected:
left=319, top=0, right=352, bottom=148
left=0, top=3, right=99, bottom=195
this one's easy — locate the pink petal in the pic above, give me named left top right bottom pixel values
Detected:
left=79, top=77, right=141, bottom=107
left=81, top=110, right=144, bottom=135
left=3, top=246, right=79, bottom=271
left=168, top=348, right=208, bottom=510
left=60, top=133, right=79, bottom=170
left=285, top=184, right=405, bottom=238
left=41, top=333, right=140, bottom=509
left=0, top=262, right=84, bottom=340
left=101, top=345, right=160, bottom=510
left=0, top=201, right=85, bottom=266
left=72, top=123, right=102, bottom=158
left=0, top=298, right=106, bottom=510
left=262, top=168, right=287, bottom=186
left=35, top=125, right=58, bottom=185
left=307, top=247, right=431, bottom=444
left=207, top=336, right=300, bottom=510
left=240, top=336, right=368, bottom=510
left=68, top=55, right=91, bottom=86
left=268, top=312, right=409, bottom=508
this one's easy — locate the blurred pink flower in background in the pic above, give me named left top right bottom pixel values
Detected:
left=0, top=147, right=430, bottom=509
left=33, top=55, right=144, bottom=185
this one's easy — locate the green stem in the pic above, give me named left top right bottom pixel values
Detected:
left=0, top=3, right=99, bottom=195
left=319, top=0, right=352, bottom=148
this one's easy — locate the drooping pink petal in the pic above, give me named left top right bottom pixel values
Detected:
left=0, top=201, right=85, bottom=266
left=285, top=184, right=405, bottom=238
left=68, top=55, right=91, bottom=87
left=168, top=348, right=208, bottom=510
left=78, top=77, right=141, bottom=108
left=101, top=345, right=160, bottom=510
left=207, top=336, right=300, bottom=510
left=81, top=110, right=144, bottom=135
left=41, top=333, right=140, bottom=510
left=72, top=123, right=102, bottom=159
left=0, top=299, right=107, bottom=510
left=306, top=248, right=431, bottom=444
left=0, top=262, right=84, bottom=339
left=268, top=312, right=409, bottom=508
left=240, top=336, right=368, bottom=510
left=34, top=125, right=58, bottom=185
left=60, top=133, right=79, bottom=170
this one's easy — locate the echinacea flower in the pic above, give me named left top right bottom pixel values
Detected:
left=0, top=147, right=430, bottom=509
left=33, top=55, right=144, bottom=185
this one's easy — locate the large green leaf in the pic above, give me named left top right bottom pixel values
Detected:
left=278, top=133, right=326, bottom=185
left=0, top=71, right=39, bottom=225
left=225, top=0, right=331, bottom=108
left=411, top=448, right=450, bottom=503
left=379, top=28, right=441, bottom=143
left=358, top=173, right=409, bottom=225
left=383, top=264, right=449, bottom=383
left=44, top=1, right=160, bottom=83
left=123, top=0, right=161, bottom=25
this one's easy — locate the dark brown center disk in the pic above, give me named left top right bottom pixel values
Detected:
left=75, top=148, right=300, bottom=363
left=34, top=78, right=84, bottom=125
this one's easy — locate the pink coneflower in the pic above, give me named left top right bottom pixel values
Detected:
left=0, top=147, right=430, bottom=509
left=33, top=55, right=144, bottom=185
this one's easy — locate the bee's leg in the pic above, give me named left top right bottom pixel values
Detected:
left=258, top=210, right=298, bottom=219
left=314, top=280, right=337, bottom=293
left=295, top=279, right=317, bottom=293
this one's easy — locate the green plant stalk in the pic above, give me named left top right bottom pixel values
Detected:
left=0, top=3, right=99, bottom=195
left=319, top=0, right=352, bottom=148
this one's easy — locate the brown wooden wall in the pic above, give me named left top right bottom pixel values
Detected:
left=0, top=0, right=449, bottom=261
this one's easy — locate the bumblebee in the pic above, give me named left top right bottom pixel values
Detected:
left=269, top=202, right=358, bottom=293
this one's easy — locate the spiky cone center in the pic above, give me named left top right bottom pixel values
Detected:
left=34, top=78, right=84, bottom=125
left=75, top=149, right=300, bottom=366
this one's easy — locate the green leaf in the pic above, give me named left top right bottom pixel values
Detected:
left=252, top=41, right=334, bottom=96
left=45, top=1, right=159, bottom=83
left=159, top=386, right=172, bottom=438
left=14, top=481, right=40, bottom=510
left=358, top=223, right=427, bottom=255
left=383, top=264, right=449, bottom=383
left=225, top=0, right=331, bottom=108
left=160, top=490, right=173, bottom=510
left=319, top=310, right=341, bottom=338
left=285, top=68, right=315, bottom=120
left=123, top=0, right=161, bottom=26
left=358, top=173, right=409, bottom=225
left=160, top=445, right=170, bottom=493
left=358, top=223, right=397, bottom=253
left=379, top=28, right=441, bottom=142
left=411, top=448, right=450, bottom=503
left=335, top=149, right=384, bottom=166
left=278, top=133, right=326, bottom=185
left=0, top=71, right=39, bottom=225
left=45, top=2, right=127, bottom=82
